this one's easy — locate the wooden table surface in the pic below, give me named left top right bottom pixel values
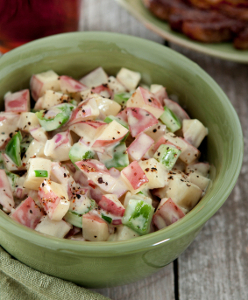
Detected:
left=81, top=1, right=248, bottom=299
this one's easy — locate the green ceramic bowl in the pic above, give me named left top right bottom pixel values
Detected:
left=0, top=32, right=243, bottom=288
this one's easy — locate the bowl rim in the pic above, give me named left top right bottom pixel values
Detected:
left=0, top=31, right=243, bottom=255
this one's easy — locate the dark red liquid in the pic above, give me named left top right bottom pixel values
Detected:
left=0, top=0, right=81, bottom=53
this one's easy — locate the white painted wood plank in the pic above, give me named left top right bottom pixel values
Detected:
left=171, top=44, right=248, bottom=300
left=93, top=264, right=175, bottom=300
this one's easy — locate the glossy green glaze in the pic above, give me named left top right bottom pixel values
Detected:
left=116, top=0, right=248, bottom=63
left=0, top=32, right=243, bottom=288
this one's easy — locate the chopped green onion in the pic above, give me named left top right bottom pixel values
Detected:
left=101, top=214, right=112, bottom=224
left=34, top=170, right=48, bottom=177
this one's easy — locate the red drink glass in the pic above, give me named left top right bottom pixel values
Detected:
left=0, top=0, right=81, bottom=53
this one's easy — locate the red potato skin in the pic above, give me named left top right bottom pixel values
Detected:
left=91, top=85, right=113, bottom=99
left=127, top=132, right=154, bottom=161
left=10, top=196, right=44, bottom=229
left=164, top=98, right=190, bottom=121
left=99, top=195, right=125, bottom=217
left=59, top=75, right=87, bottom=93
left=30, top=75, right=43, bottom=101
left=38, top=182, right=62, bottom=217
left=153, top=87, right=169, bottom=105
left=83, top=212, right=106, bottom=223
left=122, top=161, right=149, bottom=190
left=138, top=87, right=164, bottom=110
left=5, top=89, right=30, bottom=113
left=127, top=107, right=158, bottom=137
left=0, top=169, right=15, bottom=212
left=116, top=108, right=128, bottom=123
left=153, top=198, right=185, bottom=229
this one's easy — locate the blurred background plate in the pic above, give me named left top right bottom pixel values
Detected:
left=115, top=0, right=248, bottom=63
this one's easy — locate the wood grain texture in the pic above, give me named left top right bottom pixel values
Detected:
left=81, top=1, right=248, bottom=299
left=171, top=45, right=248, bottom=300
left=93, top=264, right=175, bottom=300
left=80, top=0, right=163, bottom=43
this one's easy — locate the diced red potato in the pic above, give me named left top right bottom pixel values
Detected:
left=163, top=133, right=200, bottom=165
left=107, top=76, right=126, bottom=94
left=38, top=180, right=70, bottom=221
left=35, top=215, right=72, bottom=238
left=68, top=98, right=99, bottom=126
left=22, top=140, right=45, bottom=164
left=185, top=162, right=210, bottom=177
left=92, top=120, right=128, bottom=150
left=99, top=194, right=125, bottom=217
left=112, top=225, right=140, bottom=241
left=59, top=75, right=88, bottom=93
left=30, top=70, right=61, bottom=101
left=0, top=169, right=15, bottom=212
left=88, top=182, right=105, bottom=203
left=44, top=130, right=72, bottom=161
left=182, top=119, right=208, bottom=148
left=127, top=133, right=154, bottom=161
left=76, top=160, right=128, bottom=198
left=2, top=153, right=25, bottom=172
left=150, top=84, right=168, bottom=104
left=187, top=172, right=210, bottom=191
left=121, top=161, right=149, bottom=193
left=28, top=189, right=41, bottom=208
left=139, top=158, right=167, bottom=189
left=80, top=67, right=108, bottom=88
left=4, top=89, right=30, bottom=113
left=166, top=175, right=202, bottom=212
left=116, top=108, right=128, bottom=123
left=82, top=211, right=110, bottom=241
left=153, top=198, right=185, bottom=229
left=116, top=68, right=141, bottom=92
left=34, top=90, right=69, bottom=110
left=30, top=127, right=48, bottom=143
left=50, top=162, right=76, bottom=198
left=24, top=157, right=52, bottom=190
left=69, top=120, right=106, bottom=143
left=10, top=196, right=44, bottom=229
left=163, top=99, right=190, bottom=122
left=126, top=87, right=164, bottom=119
left=144, top=122, right=167, bottom=143
left=126, top=107, right=158, bottom=138
left=17, top=112, right=40, bottom=132
left=92, top=85, right=113, bottom=99
left=94, top=96, right=121, bottom=118
left=0, top=112, right=20, bottom=148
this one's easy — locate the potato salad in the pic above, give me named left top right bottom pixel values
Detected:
left=0, top=67, right=210, bottom=242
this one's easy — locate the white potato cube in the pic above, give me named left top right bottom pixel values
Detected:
left=80, top=67, right=108, bottom=88
left=35, top=215, right=72, bottom=238
left=82, top=212, right=110, bottom=241
left=18, top=112, right=40, bottom=132
left=30, top=70, right=61, bottom=101
left=22, top=140, right=45, bottom=164
left=139, top=158, right=167, bottom=189
left=166, top=175, right=202, bottom=212
left=183, top=119, right=208, bottom=148
left=107, top=76, right=126, bottom=94
left=24, top=158, right=52, bottom=190
left=116, top=68, right=141, bottom=92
